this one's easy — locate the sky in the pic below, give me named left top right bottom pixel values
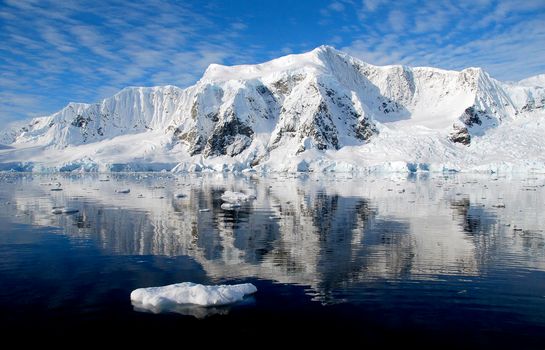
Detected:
left=1, top=0, right=545, bottom=124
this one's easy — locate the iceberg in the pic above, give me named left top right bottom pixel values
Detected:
left=51, top=207, right=79, bottom=214
left=220, top=191, right=255, bottom=203
left=221, top=202, right=241, bottom=210
left=130, top=282, right=257, bottom=312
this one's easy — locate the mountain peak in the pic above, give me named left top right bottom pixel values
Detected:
left=200, top=45, right=344, bottom=83
left=310, top=44, right=339, bottom=55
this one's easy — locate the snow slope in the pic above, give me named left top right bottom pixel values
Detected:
left=1, top=46, right=545, bottom=173
left=519, top=74, right=545, bottom=88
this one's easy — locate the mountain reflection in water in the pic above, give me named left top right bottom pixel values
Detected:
left=2, top=172, right=544, bottom=305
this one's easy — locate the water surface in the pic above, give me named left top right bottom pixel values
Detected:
left=0, top=173, right=544, bottom=347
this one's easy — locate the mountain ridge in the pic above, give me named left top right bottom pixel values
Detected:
left=1, top=46, right=545, bottom=173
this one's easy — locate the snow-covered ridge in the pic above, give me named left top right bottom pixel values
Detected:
left=1, top=46, right=545, bottom=173
left=519, top=74, right=545, bottom=88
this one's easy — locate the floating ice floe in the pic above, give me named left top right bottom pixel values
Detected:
left=115, top=188, right=130, bottom=193
left=221, top=202, right=241, bottom=210
left=51, top=207, right=79, bottom=214
left=199, top=208, right=210, bottom=212
left=130, top=282, right=257, bottom=312
left=220, top=191, right=255, bottom=204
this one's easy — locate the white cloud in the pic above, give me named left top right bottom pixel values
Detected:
left=0, top=0, right=252, bottom=123
left=388, top=10, right=406, bottom=32
left=329, top=2, right=345, bottom=12
left=343, top=0, right=545, bottom=81
left=362, top=0, right=385, bottom=12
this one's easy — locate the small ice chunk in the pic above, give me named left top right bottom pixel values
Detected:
left=116, top=189, right=130, bottom=194
left=199, top=208, right=210, bottom=212
left=220, top=191, right=254, bottom=204
left=221, top=202, right=241, bottom=210
left=52, top=207, right=79, bottom=214
left=130, top=282, right=257, bottom=309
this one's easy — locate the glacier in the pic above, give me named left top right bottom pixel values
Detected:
left=1, top=45, right=545, bottom=173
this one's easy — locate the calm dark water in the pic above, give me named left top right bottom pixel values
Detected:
left=0, top=173, right=544, bottom=347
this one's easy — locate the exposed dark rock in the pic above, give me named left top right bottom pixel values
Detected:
left=298, top=101, right=339, bottom=151
left=71, top=114, right=91, bottom=128
left=271, top=74, right=304, bottom=95
left=379, top=98, right=402, bottom=114
left=449, top=125, right=471, bottom=145
left=206, top=112, right=219, bottom=122
left=191, top=101, right=198, bottom=120
left=203, top=112, right=254, bottom=157
left=176, top=129, right=204, bottom=156
left=354, top=118, right=377, bottom=141
left=461, top=106, right=484, bottom=127
left=521, top=97, right=545, bottom=112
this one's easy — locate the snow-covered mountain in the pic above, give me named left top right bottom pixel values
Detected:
left=1, top=45, right=545, bottom=173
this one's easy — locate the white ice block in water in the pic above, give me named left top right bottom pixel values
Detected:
left=130, top=282, right=257, bottom=310
left=52, top=207, right=79, bottom=214
left=115, top=188, right=130, bottom=193
left=221, top=202, right=241, bottom=210
left=220, top=191, right=255, bottom=203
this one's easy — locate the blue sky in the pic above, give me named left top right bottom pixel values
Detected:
left=1, top=0, right=545, bottom=123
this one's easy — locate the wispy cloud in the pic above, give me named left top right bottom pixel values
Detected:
left=0, top=0, right=252, bottom=123
left=342, top=0, right=545, bottom=81
left=387, top=10, right=406, bottom=33
left=361, top=0, right=387, bottom=12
